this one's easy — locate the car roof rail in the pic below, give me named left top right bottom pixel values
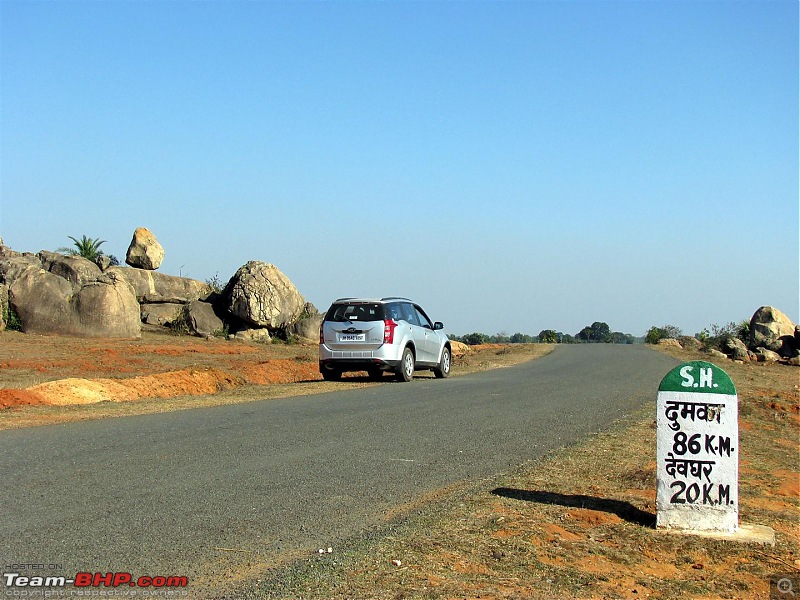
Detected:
left=381, top=296, right=412, bottom=302
left=333, top=297, right=357, bottom=302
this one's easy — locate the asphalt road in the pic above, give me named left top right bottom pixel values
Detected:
left=1, top=344, right=676, bottom=597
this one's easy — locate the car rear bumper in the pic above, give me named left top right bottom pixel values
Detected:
left=319, top=358, right=400, bottom=373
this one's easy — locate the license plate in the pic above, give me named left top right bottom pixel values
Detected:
left=339, top=333, right=365, bottom=342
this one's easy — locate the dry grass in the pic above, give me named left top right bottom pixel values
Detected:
left=264, top=345, right=799, bottom=600
left=0, top=331, right=553, bottom=429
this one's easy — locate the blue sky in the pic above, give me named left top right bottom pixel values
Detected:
left=1, top=0, right=797, bottom=337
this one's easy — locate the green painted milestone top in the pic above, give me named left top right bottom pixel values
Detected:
left=658, top=361, right=736, bottom=395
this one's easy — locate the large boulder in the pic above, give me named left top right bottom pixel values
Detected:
left=0, top=253, right=42, bottom=286
left=288, top=313, right=324, bottom=342
left=184, top=300, right=225, bottom=337
left=140, top=302, right=184, bottom=326
left=749, top=306, right=796, bottom=357
left=94, top=254, right=113, bottom=271
left=38, top=251, right=102, bottom=286
left=107, top=266, right=212, bottom=303
left=657, top=338, right=682, bottom=349
left=449, top=340, right=473, bottom=358
left=706, top=348, right=728, bottom=361
left=754, top=347, right=782, bottom=363
left=9, top=267, right=140, bottom=338
left=721, top=337, right=749, bottom=362
left=74, top=273, right=142, bottom=337
left=9, top=267, right=74, bottom=333
left=233, top=327, right=272, bottom=343
left=226, top=261, right=305, bottom=330
left=126, top=227, right=164, bottom=270
left=679, top=336, right=703, bottom=351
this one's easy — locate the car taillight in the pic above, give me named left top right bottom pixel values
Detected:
left=319, top=325, right=325, bottom=345
left=383, top=319, right=397, bottom=344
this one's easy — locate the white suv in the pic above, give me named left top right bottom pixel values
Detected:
left=319, top=297, right=451, bottom=382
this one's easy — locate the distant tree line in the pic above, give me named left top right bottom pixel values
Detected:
left=453, top=321, right=638, bottom=346
left=453, top=318, right=753, bottom=349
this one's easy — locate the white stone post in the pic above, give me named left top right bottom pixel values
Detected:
left=656, top=361, right=738, bottom=532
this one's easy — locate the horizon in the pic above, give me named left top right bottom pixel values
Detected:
left=2, top=1, right=797, bottom=337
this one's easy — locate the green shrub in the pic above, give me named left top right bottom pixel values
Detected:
left=3, top=304, right=23, bottom=331
left=696, top=322, right=742, bottom=351
left=538, top=329, right=558, bottom=344
left=645, top=326, right=666, bottom=345
left=205, top=272, right=226, bottom=294
left=211, top=324, right=230, bottom=339
left=166, top=308, right=192, bottom=336
left=645, top=324, right=682, bottom=345
left=58, top=235, right=108, bottom=262
left=460, top=332, right=489, bottom=345
left=271, top=328, right=299, bottom=344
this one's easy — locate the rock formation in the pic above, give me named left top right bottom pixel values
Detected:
left=0, top=234, right=314, bottom=342
left=8, top=264, right=141, bottom=338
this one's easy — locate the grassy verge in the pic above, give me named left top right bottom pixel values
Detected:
left=258, top=345, right=799, bottom=599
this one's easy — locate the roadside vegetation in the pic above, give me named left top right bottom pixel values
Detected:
left=646, top=321, right=751, bottom=351
left=1, top=304, right=22, bottom=331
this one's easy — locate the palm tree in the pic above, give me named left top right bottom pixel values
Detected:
left=57, top=235, right=108, bottom=262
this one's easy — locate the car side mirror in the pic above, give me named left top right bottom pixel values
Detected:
left=433, top=322, right=444, bottom=330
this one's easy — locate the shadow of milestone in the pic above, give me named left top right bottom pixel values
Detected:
left=491, top=488, right=656, bottom=528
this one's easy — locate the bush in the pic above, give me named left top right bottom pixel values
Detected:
left=460, top=332, right=489, bottom=346
left=735, top=320, right=750, bottom=344
left=510, top=332, right=536, bottom=343
left=645, top=327, right=666, bottom=345
left=205, top=272, right=226, bottom=294
left=645, top=325, right=682, bottom=345
left=696, top=321, right=748, bottom=351
left=538, top=329, right=558, bottom=344
left=166, top=308, right=192, bottom=336
left=58, top=235, right=108, bottom=262
left=3, top=304, right=22, bottom=331
left=270, top=328, right=300, bottom=345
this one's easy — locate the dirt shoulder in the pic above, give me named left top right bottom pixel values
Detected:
left=260, top=345, right=799, bottom=600
left=0, top=330, right=552, bottom=429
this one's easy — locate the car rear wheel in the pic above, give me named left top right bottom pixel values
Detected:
left=321, top=368, right=342, bottom=381
left=434, top=346, right=451, bottom=378
left=396, top=347, right=415, bottom=382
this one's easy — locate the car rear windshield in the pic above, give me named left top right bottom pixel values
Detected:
left=325, top=302, right=386, bottom=322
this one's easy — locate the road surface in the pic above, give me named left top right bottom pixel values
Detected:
left=0, top=344, right=676, bottom=597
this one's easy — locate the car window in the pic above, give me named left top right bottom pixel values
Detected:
left=385, top=302, right=402, bottom=321
left=399, top=302, right=420, bottom=325
left=415, top=306, right=433, bottom=329
left=326, top=303, right=384, bottom=322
